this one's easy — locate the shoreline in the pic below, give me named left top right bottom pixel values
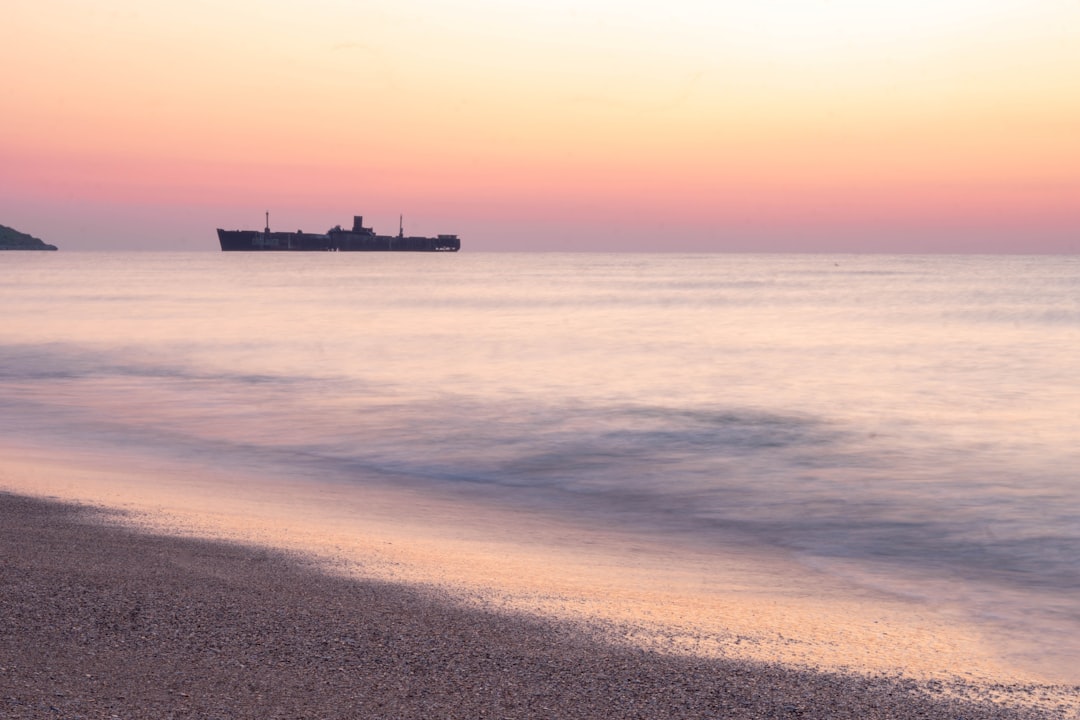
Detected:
left=0, top=443, right=1060, bottom=687
left=0, top=491, right=1071, bottom=719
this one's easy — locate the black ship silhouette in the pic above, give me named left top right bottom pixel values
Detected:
left=218, top=213, right=460, bottom=252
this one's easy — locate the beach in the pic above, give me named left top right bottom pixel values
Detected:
left=2, top=253, right=1079, bottom=717
left=0, top=491, right=1066, bottom=720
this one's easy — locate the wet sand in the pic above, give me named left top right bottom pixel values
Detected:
left=0, top=492, right=1068, bottom=719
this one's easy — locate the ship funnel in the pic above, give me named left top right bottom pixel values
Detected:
left=352, top=216, right=364, bottom=232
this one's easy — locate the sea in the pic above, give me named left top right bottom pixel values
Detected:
left=2, top=251, right=1078, bottom=687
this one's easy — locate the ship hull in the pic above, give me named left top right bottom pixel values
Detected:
left=331, top=232, right=460, bottom=252
left=218, top=228, right=460, bottom=252
left=218, top=230, right=335, bottom=251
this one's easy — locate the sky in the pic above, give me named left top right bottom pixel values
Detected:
left=2, top=0, right=1079, bottom=252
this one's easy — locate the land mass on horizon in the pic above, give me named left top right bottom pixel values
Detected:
left=0, top=224, right=58, bottom=251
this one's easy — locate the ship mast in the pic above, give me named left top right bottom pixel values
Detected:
left=398, top=214, right=404, bottom=239
left=264, top=211, right=270, bottom=234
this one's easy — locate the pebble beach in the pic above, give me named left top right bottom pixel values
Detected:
left=1, top=492, right=1070, bottom=720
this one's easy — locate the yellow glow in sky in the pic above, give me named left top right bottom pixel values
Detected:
left=2, top=0, right=1079, bottom=250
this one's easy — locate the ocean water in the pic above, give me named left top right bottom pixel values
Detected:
left=2, top=251, right=1079, bottom=679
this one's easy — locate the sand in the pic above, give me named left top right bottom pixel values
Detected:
left=1, top=492, right=1071, bottom=720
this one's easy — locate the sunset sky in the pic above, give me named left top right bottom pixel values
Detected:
left=3, top=0, right=1079, bottom=251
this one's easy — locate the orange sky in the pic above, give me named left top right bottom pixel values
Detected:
left=3, top=0, right=1079, bottom=251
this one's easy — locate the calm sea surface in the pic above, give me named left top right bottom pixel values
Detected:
left=2, top=252, right=1079, bottom=672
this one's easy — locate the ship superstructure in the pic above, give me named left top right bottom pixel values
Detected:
left=217, top=214, right=460, bottom=252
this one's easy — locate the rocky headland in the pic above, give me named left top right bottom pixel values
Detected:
left=0, top=224, right=58, bottom=250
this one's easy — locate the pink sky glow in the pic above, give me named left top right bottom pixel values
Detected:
left=2, top=0, right=1078, bottom=251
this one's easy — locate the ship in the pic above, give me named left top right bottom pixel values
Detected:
left=217, top=213, right=460, bottom=252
